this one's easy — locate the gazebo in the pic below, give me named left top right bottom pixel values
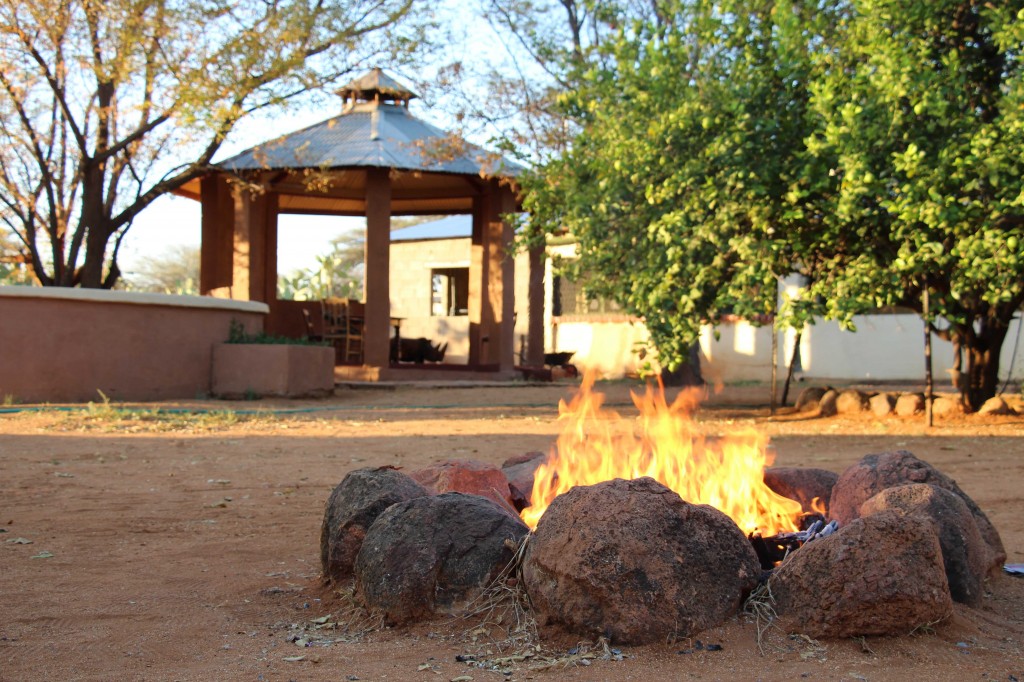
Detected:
left=176, top=69, right=544, bottom=380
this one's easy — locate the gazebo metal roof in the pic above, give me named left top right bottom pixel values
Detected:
left=217, top=70, right=522, bottom=178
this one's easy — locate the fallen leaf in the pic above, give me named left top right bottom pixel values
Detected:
left=311, top=615, right=331, bottom=625
left=6, top=537, right=32, bottom=544
left=207, top=479, right=231, bottom=485
left=31, top=550, right=54, bottom=559
left=283, top=655, right=306, bottom=662
left=450, top=677, right=473, bottom=682
left=55, top=472, right=74, bottom=478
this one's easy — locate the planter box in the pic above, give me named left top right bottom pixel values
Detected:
left=211, top=344, right=334, bottom=399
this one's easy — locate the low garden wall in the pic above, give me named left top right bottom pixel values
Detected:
left=0, top=286, right=268, bottom=403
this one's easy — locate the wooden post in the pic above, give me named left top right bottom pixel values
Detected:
left=200, top=175, right=234, bottom=295
left=469, top=183, right=514, bottom=370
left=230, top=184, right=269, bottom=302
left=469, top=190, right=491, bottom=366
left=363, top=168, right=392, bottom=368
left=495, top=185, right=516, bottom=374
left=770, top=308, right=778, bottom=416
left=263, top=194, right=279, bottom=305
left=924, top=288, right=934, bottom=427
left=526, top=244, right=546, bottom=366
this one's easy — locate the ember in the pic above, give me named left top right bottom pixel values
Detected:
left=521, top=373, right=803, bottom=536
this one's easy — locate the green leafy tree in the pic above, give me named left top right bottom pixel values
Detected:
left=277, top=229, right=365, bottom=301
left=0, top=0, right=430, bottom=290
left=523, top=1, right=838, bottom=364
left=524, top=0, right=1023, bottom=409
left=801, top=0, right=1024, bottom=409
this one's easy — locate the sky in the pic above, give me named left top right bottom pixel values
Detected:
left=118, top=2, right=515, bottom=281
left=119, top=110, right=371, bottom=279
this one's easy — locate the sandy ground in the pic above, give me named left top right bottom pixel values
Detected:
left=1, top=380, right=1023, bottom=682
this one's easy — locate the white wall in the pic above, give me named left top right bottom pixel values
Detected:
left=550, top=313, right=1024, bottom=384
left=552, top=319, right=651, bottom=379
left=796, top=314, right=1023, bottom=382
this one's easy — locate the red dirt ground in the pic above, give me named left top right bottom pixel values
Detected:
left=1, top=381, right=1022, bottom=681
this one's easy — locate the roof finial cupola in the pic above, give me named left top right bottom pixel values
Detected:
left=337, top=68, right=418, bottom=112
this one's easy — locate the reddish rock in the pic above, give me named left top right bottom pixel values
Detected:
left=895, top=393, right=925, bottom=416
left=522, top=478, right=760, bottom=645
left=355, top=493, right=528, bottom=623
left=818, top=389, right=839, bottom=417
left=411, top=458, right=517, bottom=514
left=770, top=511, right=953, bottom=638
left=869, top=392, right=896, bottom=417
left=978, top=397, right=1014, bottom=416
left=795, top=386, right=830, bottom=412
left=501, top=451, right=548, bottom=510
left=829, top=450, right=1005, bottom=572
left=836, top=389, right=870, bottom=415
left=320, top=467, right=430, bottom=583
left=763, top=467, right=838, bottom=516
left=860, top=484, right=987, bottom=606
left=932, top=395, right=966, bottom=416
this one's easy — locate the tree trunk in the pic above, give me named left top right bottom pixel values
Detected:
left=781, top=330, right=802, bottom=407
left=660, top=343, right=705, bottom=387
left=962, top=322, right=1009, bottom=411
left=75, top=166, right=117, bottom=289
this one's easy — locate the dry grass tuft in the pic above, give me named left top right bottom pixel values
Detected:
left=458, top=533, right=539, bottom=653
left=324, top=584, right=387, bottom=642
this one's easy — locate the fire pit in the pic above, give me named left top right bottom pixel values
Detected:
left=320, top=377, right=1005, bottom=644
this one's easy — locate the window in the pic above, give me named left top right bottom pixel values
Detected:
left=553, top=274, right=621, bottom=317
left=431, top=268, right=469, bottom=316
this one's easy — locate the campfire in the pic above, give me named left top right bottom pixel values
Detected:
left=320, top=376, right=1006, bottom=646
left=521, top=373, right=805, bottom=539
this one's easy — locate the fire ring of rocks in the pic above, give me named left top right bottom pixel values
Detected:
left=320, top=385, right=1005, bottom=646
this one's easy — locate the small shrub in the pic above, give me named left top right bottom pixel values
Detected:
left=227, top=319, right=325, bottom=346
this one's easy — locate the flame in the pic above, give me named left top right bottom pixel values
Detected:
left=809, top=496, right=827, bottom=516
left=520, top=373, right=803, bottom=535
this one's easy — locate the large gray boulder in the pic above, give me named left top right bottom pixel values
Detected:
left=320, top=467, right=430, bottom=583
left=355, top=493, right=528, bottom=624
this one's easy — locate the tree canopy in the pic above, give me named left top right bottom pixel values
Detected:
left=521, top=0, right=1024, bottom=408
left=0, top=0, right=430, bottom=289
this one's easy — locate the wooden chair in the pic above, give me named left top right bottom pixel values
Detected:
left=321, top=298, right=364, bottom=364
left=301, top=308, right=322, bottom=342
